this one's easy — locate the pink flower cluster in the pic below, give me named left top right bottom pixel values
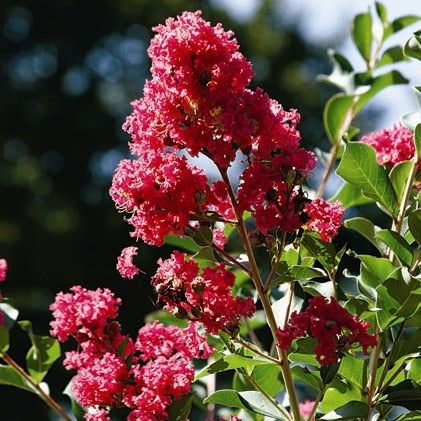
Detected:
left=110, top=10, right=343, bottom=247
left=116, top=246, right=141, bottom=279
left=50, top=286, right=213, bottom=421
left=277, top=296, right=377, bottom=365
left=152, top=251, right=255, bottom=334
left=360, top=123, right=416, bottom=167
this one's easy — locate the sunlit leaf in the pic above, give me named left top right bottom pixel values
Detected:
left=330, top=182, right=373, bottom=209
left=408, top=209, right=421, bottom=245
left=389, top=160, right=413, bottom=205
left=336, top=142, right=399, bottom=216
left=344, top=217, right=380, bottom=251
left=381, top=379, right=421, bottom=410
left=317, top=50, right=354, bottom=93
left=164, top=234, right=200, bottom=253
left=375, top=229, right=413, bottom=267
left=377, top=46, right=409, bottom=68
left=352, top=12, right=373, bottom=63
left=323, top=94, right=356, bottom=144
left=387, top=17, right=421, bottom=41
left=0, top=325, right=9, bottom=353
left=321, top=377, right=364, bottom=413
left=321, top=401, right=369, bottom=420
left=168, top=393, right=193, bottom=421
left=0, top=365, right=34, bottom=393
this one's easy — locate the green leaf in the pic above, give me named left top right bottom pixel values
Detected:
left=289, top=337, right=319, bottom=366
left=390, top=160, right=413, bottom=205
left=290, top=265, right=326, bottom=281
left=192, top=246, right=216, bottom=264
left=203, top=389, right=288, bottom=420
left=164, top=234, right=200, bottom=253
left=352, top=12, right=373, bottom=63
left=415, top=123, right=421, bottom=159
left=192, top=226, right=213, bottom=246
left=336, top=142, right=399, bottom=216
left=320, top=361, right=341, bottom=385
left=0, top=364, right=34, bottom=393
left=409, top=209, right=421, bottom=245
left=375, top=2, right=388, bottom=28
left=321, top=401, right=369, bottom=420
left=338, top=355, right=368, bottom=390
left=390, top=328, right=421, bottom=363
left=323, top=94, right=356, bottom=144
left=25, top=335, right=61, bottom=384
left=168, top=393, right=193, bottom=421
left=301, top=231, right=337, bottom=274
left=0, top=325, right=9, bottom=353
left=250, top=363, right=284, bottom=396
left=403, top=87, right=421, bottom=130
left=387, top=16, right=421, bottom=41
left=330, top=182, right=373, bottom=209
left=381, top=379, right=421, bottom=410
left=321, top=377, right=364, bottom=413
left=395, top=411, right=421, bottom=420
left=375, top=229, right=413, bottom=267
left=291, top=365, right=322, bottom=391
left=408, top=358, right=421, bottom=381
left=195, top=355, right=269, bottom=380
left=377, top=46, right=409, bottom=68
left=344, top=217, right=380, bottom=251
left=355, top=71, right=408, bottom=113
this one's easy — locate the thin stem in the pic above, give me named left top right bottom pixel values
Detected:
left=264, top=231, right=287, bottom=291
left=307, top=389, right=324, bottom=421
left=235, top=337, right=280, bottom=365
left=366, top=332, right=382, bottom=420
left=219, top=168, right=302, bottom=421
left=239, top=368, right=293, bottom=421
left=243, top=316, right=264, bottom=349
left=316, top=142, right=339, bottom=199
left=282, top=281, right=295, bottom=329
left=1, top=353, right=73, bottom=421
left=212, top=242, right=252, bottom=276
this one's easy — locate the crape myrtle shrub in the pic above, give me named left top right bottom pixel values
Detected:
left=1, top=3, right=421, bottom=421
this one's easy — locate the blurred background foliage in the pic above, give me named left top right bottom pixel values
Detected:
left=0, top=0, right=357, bottom=418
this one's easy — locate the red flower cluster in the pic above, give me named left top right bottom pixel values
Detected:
left=276, top=296, right=377, bottom=365
left=50, top=286, right=213, bottom=421
left=152, top=251, right=255, bottom=334
left=360, top=123, right=416, bottom=167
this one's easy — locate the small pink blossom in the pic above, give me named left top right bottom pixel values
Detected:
left=84, top=407, right=111, bottom=421
left=299, top=400, right=315, bottom=420
left=0, top=259, right=7, bottom=282
left=304, top=199, right=344, bottom=242
left=117, top=246, right=141, bottom=279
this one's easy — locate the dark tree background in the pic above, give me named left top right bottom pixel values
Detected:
left=0, top=0, right=337, bottom=418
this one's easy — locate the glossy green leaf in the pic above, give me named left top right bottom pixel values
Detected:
left=320, top=362, right=340, bottom=385
left=330, top=182, right=373, bottom=209
left=0, top=365, right=34, bottom=393
left=323, top=94, right=356, bottom=144
left=192, top=226, right=213, bottom=246
left=168, top=393, right=193, bottom=421
left=389, top=160, right=413, bottom=204
left=405, top=31, right=421, bottom=60
left=0, top=325, right=9, bottom=353
left=164, top=234, right=200, bottom=253
left=290, top=265, right=326, bottom=281
left=381, top=379, right=421, bottom=410
left=321, top=377, right=364, bottom=413
left=338, top=355, right=368, bottom=390
left=355, top=71, right=408, bottom=113
left=358, top=254, right=398, bottom=285
left=408, top=209, right=421, bottom=245
left=375, top=229, right=413, bottom=267
left=388, top=17, right=421, bottom=41
left=336, top=142, right=399, bottom=216
left=390, top=328, right=421, bottom=363
left=415, top=123, right=421, bottom=159
left=321, top=401, right=369, bottom=420
left=195, top=354, right=269, bottom=380
left=291, top=366, right=322, bottom=391
left=377, top=46, right=409, bottom=68
left=203, top=389, right=288, bottom=419
left=408, top=358, right=421, bottom=381
left=192, top=246, right=216, bottom=264
left=352, top=12, right=373, bottom=63
left=289, top=337, right=319, bottom=366
left=250, top=363, right=284, bottom=396
left=375, top=2, right=388, bottom=28
left=301, top=231, right=337, bottom=273
left=25, top=335, right=61, bottom=384
left=344, top=217, right=380, bottom=251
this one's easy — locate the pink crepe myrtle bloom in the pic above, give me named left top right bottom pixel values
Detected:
left=117, top=246, right=141, bottom=279
left=50, top=286, right=212, bottom=421
left=304, top=199, right=344, bottom=242
left=0, top=259, right=7, bottom=282
left=277, top=296, right=377, bottom=366
left=152, top=251, right=255, bottom=334
left=299, top=400, right=316, bottom=420
left=360, top=123, right=416, bottom=167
